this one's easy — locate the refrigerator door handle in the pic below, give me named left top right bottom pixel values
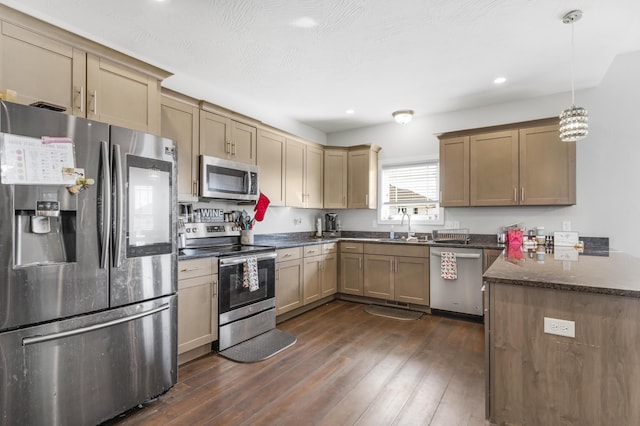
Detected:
left=99, top=140, right=111, bottom=269
left=22, top=303, right=170, bottom=346
left=112, top=143, right=124, bottom=268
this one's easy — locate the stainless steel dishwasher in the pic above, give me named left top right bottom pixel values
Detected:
left=429, top=247, right=483, bottom=316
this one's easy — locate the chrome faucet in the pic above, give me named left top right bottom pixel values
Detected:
left=400, top=208, right=416, bottom=240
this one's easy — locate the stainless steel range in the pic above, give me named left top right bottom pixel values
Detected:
left=179, top=222, right=277, bottom=351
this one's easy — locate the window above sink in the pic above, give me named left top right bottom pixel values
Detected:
left=378, top=158, right=444, bottom=225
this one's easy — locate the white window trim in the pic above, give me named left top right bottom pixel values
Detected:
left=377, top=155, right=444, bottom=226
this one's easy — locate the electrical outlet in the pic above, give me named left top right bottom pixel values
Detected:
left=544, top=317, right=575, bottom=338
left=562, top=221, right=571, bottom=231
left=293, top=218, right=302, bottom=226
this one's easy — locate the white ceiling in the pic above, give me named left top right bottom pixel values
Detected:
left=2, top=0, right=640, bottom=134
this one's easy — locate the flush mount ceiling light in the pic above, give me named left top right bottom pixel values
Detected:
left=392, top=110, right=414, bottom=124
left=559, top=9, right=588, bottom=142
left=494, top=76, right=507, bottom=84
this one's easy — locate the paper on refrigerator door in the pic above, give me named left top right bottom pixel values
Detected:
left=1, top=133, right=76, bottom=185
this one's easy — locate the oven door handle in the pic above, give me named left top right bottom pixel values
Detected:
left=219, top=252, right=277, bottom=266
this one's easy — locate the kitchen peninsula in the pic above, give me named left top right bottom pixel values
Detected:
left=483, top=248, right=640, bottom=425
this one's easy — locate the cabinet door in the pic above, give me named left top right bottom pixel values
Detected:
left=177, top=274, right=215, bottom=354
left=285, top=138, right=306, bottom=207
left=303, top=255, right=322, bottom=305
left=470, top=130, right=519, bottom=206
left=339, top=253, right=363, bottom=296
left=321, top=252, right=338, bottom=297
left=257, top=130, right=285, bottom=206
left=161, top=94, right=199, bottom=201
left=0, top=22, right=85, bottom=115
left=231, top=120, right=257, bottom=165
left=275, top=259, right=303, bottom=315
left=440, top=136, right=470, bottom=207
left=395, top=256, right=429, bottom=305
left=348, top=149, right=373, bottom=208
left=305, top=144, right=324, bottom=209
left=86, top=54, right=161, bottom=133
left=200, top=110, right=229, bottom=160
left=363, top=254, right=393, bottom=300
left=324, top=149, right=348, bottom=208
left=519, top=124, right=576, bottom=205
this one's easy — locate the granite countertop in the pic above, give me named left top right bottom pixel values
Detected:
left=484, top=249, right=640, bottom=298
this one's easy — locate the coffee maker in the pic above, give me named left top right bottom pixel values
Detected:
left=324, top=213, right=340, bottom=237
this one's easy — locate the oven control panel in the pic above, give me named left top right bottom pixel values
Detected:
left=184, top=222, right=240, bottom=238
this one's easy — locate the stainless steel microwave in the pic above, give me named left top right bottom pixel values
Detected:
left=199, top=155, right=259, bottom=201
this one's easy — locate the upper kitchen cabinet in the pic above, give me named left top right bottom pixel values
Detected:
left=85, top=54, right=163, bottom=133
left=285, top=138, right=324, bottom=208
left=0, top=21, right=85, bottom=114
left=347, top=145, right=381, bottom=209
left=0, top=7, right=170, bottom=134
left=438, top=118, right=576, bottom=207
left=519, top=124, right=575, bottom=205
left=470, top=130, right=519, bottom=206
left=323, top=148, right=348, bottom=209
left=257, top=128, right=286, bottom=206
left=199, top=103, right=257, bottom=165
left=439, top=136, right=469, bottom=207
left=161, top=90, right=200, bottom=201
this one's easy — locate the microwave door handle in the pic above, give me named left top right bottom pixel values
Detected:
left=112, top=143, right=124, bottom=268
left=245, top=171, right=251, bottom=195
left=98, top=141, right=111, bottom=269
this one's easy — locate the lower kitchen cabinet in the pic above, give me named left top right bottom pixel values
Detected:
left=275, top=247, right=303, bottom=316
left=303, top=243, right=337, bottom=304
left=483, top=248, right=503, bottom=273
left=177, top=257, right=218, bottom=364
left=363, top=243, right=429, bottom=305
left=321, top=251, right=338, bottom=297
left=339, top=242, right=364, bottom=296
left=303, top=255, right=323, bottom=304
left=394, top=256, right=430, bottom=305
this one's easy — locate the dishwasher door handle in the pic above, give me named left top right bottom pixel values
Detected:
left=430, top=252, right=481, bottom=259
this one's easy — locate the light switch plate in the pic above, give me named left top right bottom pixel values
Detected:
left=544, top=317, right=575, bottom=338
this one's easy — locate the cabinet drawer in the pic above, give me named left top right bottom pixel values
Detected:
left=178, top=258, right=215, bottom=280
left=340, top=242, right=363, bottom=253
left=277, top=247, right=303, bottom=262
left=322, top=242, right=338, bottom=254
left=363, top=243, right=428, bottom=258
left=303, top=245, right=323, bottom=257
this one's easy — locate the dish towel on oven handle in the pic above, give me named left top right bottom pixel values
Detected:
left=440, top=251, right=458, bottom=280
left=243, top=256, right=259, bottom=292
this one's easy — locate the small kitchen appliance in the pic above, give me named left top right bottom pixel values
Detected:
left=324, top=213, right=340, bottom=237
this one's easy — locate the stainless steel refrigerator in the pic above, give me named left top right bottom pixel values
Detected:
left=0, top=101, right=177, bottom=425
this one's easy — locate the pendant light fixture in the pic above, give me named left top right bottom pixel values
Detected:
left=559, top=10, right=588, bottom=142
left=392, top=110, right=414, bottom=124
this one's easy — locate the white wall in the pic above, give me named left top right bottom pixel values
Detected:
left=327, top=50, right=640, bottom=257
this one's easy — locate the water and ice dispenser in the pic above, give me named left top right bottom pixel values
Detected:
left=13, top=186, right=76, bottom=267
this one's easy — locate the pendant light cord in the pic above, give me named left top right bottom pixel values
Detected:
left=571, top=21, right=575, bottom=106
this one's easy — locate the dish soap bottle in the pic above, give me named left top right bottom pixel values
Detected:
left=390, top=225, right=395, bottom=240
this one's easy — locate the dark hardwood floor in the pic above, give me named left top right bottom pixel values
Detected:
left=108, top=300, right=486, bottom=425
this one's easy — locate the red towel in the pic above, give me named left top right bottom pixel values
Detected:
left=254, top=192, right=270, bottom=222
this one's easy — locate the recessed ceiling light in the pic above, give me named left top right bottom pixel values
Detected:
left=345, top=109, right=355, bottom=115
left=494, top=77, right=507, bottom=84
left=291, top=17, right=318, bottom=28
